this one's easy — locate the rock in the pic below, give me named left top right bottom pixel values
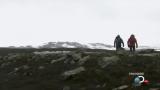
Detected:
left=96, top=83, right=106, bottom=88
left=98, top=56, right=119, bottom=68
left=102, top=83, right=106, bottom=87
left=62, top=67, right=85, bottom=78
left=23, top=72, right=33, bottom=76
left=71, top=53, right=82, bottom=60
left=149, top=88, right=160, bottom=90
left=78, top=56, right=90, bottom=65
left=50, top=60, right=57, bottom=64
left=63, top=86, right=70, bottom=90
left=118, top=85, right=128, bottom=89
left=112, top=85, right=128, bottom=90
left=34, top=51, right=71, bottom=55
left=96, top=85, right=101, bottom=88
left=7, top=54, right=19, bottom=60
left=1, top=62, right=11, bottom=68
left=64, top=59, right=75, bottom=65
left=70, top=60, right=76, bottom=64
left=23, top=65, right=30, bottom=70
left=138, top=53, right=159, bottom=57
left=67, top=52, right=82, bottom=62
left=138, top=49, right=155, bottom=53
left=38, top=66, right=45, bottom=70
left=51, top=56, right=66, bottom=64
left=63, top=52, right=82, bottom=64
left=14, top=67, right=20, bottom=71
left=116, top=49, right=126, bottom=55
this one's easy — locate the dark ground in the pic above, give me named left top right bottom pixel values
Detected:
left=0, top=48, right=160, bottom=90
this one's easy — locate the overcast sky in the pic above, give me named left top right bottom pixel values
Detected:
left=0, top=0, right=160, bottom=47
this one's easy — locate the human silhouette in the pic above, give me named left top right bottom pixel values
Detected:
left=114, top=35, right=124, bottom=51
left=127, top=34, right=138, bottom=52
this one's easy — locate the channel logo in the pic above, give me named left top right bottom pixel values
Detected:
left=133, top=76, right=149, bottom=86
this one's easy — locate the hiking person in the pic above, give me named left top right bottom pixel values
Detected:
left=114, top=35, right=124, bottom=51
left=127, top=34, right=138, bottom=52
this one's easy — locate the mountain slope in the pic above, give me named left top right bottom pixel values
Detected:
left=39, top=42, right=114, bottom=50
left=0, top=49, right=160, bottom=90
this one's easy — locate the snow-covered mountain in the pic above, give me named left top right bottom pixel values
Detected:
left=39, top=42, right=88, bottom=48
left=38, top=42, right=160, bottom=51
left=7, top=41, right=159, bottom=51
left=39, top=42, right=114, bottom=50
left=85, top=43, right=114, bottom=50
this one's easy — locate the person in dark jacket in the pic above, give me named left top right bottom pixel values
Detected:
left=114, top=35, right=124, bottom=51
left=127, top=34, right=138, bottom=52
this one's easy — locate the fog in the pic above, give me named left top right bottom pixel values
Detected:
left=0, top=0, right=160, bottom=47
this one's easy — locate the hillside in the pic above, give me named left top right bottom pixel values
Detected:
left=0, top=48, right=160, bottom=90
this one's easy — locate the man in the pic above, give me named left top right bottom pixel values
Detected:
left=114, top=35, right=124, bottom=51
left=127, top=34, right=138, bottom=52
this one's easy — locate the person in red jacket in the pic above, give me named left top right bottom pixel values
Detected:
left=127, top=34, right=138, bottom=52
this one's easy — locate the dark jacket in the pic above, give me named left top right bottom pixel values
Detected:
left=114, top=36, right=124, bottom=48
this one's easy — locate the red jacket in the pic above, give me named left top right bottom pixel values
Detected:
left=128, top=36, right=138, bottom=47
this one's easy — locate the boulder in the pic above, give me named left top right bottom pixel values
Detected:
left=62, top=67, right=85, bottom=78
left=98, top=56, right=119, bottom=68
left=112, top=85, right=128, bottom=90
left=78, top=56, right=90, bottom=65
left=63, top=86, right=70, bottom=90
